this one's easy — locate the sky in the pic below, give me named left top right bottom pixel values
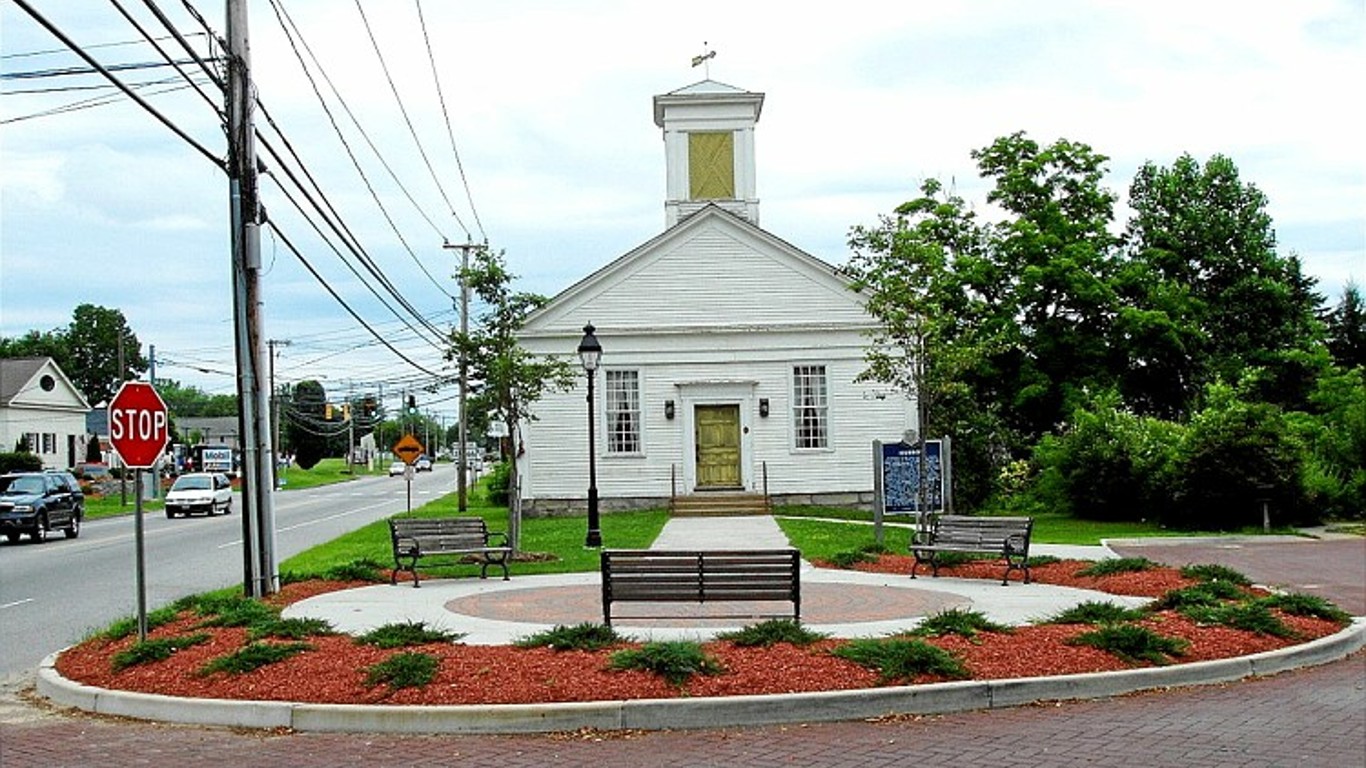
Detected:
left=2, top=0, right=1363, bottom=422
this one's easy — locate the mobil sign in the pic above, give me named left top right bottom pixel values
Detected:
left=108, top=381, right=170, bottom=469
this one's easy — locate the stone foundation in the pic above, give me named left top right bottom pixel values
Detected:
left=522, top=491, right=875, bottom=517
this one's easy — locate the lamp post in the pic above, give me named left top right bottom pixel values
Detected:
left=577, top=323, right=603, bottom=548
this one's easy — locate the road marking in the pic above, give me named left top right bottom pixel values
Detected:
left=1, top=598, right=36, bottom=610
left=215, top=499, right=398, bottom=549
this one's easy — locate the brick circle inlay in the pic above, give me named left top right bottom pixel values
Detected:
left=445, top=582, right=968, bottom=628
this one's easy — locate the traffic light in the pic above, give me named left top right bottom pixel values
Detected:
left=325, top=403, right=334, bottom=419
left=407, top=394, right=417, bottom=414
left=342, top=403, right=351, bottom=421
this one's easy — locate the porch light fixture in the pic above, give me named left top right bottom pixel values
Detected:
left=759, top=398, right=770, bottom=418
left=577, top=323, right=603, bottom=548
left=665, top=400, right=675, bottom=420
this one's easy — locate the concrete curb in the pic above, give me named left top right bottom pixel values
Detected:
left=37, top=618, right=1365, bottom=734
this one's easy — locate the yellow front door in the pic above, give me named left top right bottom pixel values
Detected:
left=695, top=404, right=741, bottom=489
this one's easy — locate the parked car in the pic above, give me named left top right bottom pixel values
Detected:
left=388, top=461, right=407, bottom=477
left=164, top=472, right=233, bottom=518
left=0, top=471, right=84, bottom=543
left=415, top=455, right=433, bottom=472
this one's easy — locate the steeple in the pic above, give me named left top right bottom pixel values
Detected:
left=653, top=80, right=765, bottom=227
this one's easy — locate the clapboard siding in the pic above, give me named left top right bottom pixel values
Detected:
left=516, top=205, right=915, bottom=507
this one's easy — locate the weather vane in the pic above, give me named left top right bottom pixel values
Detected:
left=691, top=42, right=716, bottom=77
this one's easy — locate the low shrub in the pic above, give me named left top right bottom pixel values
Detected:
left=1075, top=557, right=1158, bottom=577
left=364, top=651, right=440, bottom=690
left=912, top=608, right=1011, bottom=639
left=1180, top=602, right=1296, bottom=638
left=515, top=623, right=627, bottom=651
left=190, top=595, right=280, bottom=628
left=198, top=641, right=313, bottom=676
left=247, top=617, right=338, bottom=641
left=100, top=604, right=183, bottom=641
left=1179, top=563, right=1253, bottom=586
left=715, top=619, right=828, bottom=647
left=832, top=638, right=968, bottom=683
left=1040, top=601, right=1148, bottom=626
left=828, top=549, right=876, bottom=569
left=1150, top=581, right=1249, bottom=611
left=607, top=641, right=723, bottom=686
left=110, top=633, right=211, bottom=672
left=1257, top=593, right=1352, bottom=623
left=356, top=621, right=465, bottom=649
left=1067, top=624, right=1188, bottom=665
left=1026, top=554, right=1063, bottom=567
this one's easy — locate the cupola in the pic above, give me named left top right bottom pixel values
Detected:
left=653, top=80, right=765, bottom=227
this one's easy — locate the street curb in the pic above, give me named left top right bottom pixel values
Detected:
left=37, top=618, right=1364, bottom=734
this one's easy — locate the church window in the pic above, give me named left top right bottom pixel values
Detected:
left=605, top=370, right=642, bottom=454
left=792, top=366, right=828, bottom=449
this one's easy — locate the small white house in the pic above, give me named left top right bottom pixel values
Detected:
left=515, top=80, right=913, bottom=514
left=0, top=357, right=92, bottom=469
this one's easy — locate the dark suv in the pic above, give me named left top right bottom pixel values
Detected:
left=0, top=471, right=84, bottom=543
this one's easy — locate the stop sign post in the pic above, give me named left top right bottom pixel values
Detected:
left=107, top=380, right=169, bottom=643
left=109, top=381, right=170, bottom=468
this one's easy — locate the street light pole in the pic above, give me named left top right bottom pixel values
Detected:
left=578, top=323, right=603, bottom=548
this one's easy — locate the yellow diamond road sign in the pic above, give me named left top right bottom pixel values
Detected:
left=393, top=434, right=425, bottom=465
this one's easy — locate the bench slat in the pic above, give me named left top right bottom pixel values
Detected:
left=389, top=516, right=510, bottom=587
left=601, top=548, right=800, bottom=625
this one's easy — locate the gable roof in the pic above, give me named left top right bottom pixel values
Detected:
left=0, top=357, right=91, bottom=411
left=521, top=204, right=871, bottom=339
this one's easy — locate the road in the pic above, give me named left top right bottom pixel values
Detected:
left=0, top=465, right=459, bottom=682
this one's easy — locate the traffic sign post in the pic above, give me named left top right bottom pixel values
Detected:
left=108, top=381, right=170, bottom=642
left=393, top=434, right=425, bottom=514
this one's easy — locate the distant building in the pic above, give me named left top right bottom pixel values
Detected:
left=0, top=357, right=92, bottom=469
left=515, top=80, right=914, bottom=514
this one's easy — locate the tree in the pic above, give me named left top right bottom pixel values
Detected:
left=1325, top=281, right=1366, bottom=370
left=284, top=380, right=331, bottom=470
left=0, top=329, right=69, bottom=371
left=63, top=304, right=147, bottom=405
left=447, top=248, right=575, bottom=548
left=1124, top=154, right=1326, bottom=412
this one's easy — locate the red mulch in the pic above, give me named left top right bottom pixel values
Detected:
left=53, top=559, right=1348, bottom=706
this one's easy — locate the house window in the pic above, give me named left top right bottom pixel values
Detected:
left=793, top=365, right=828, bottom=449
left=41, top=433, right=57, bottom=454
left=604, top=370, right=642, bottom=454
left=689, top=131, right=734, bottom=200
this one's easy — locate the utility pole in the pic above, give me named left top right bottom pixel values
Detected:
left=267, top=339, right=290, bottom=489
left=443, top=241, right=480, bottom=513
left=227, top=0, right=277, bottom=597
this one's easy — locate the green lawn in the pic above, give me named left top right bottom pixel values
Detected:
left=276, top=457, right=386, bottom=491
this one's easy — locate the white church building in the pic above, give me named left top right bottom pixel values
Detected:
left=515, top=79, right=914, bottom=514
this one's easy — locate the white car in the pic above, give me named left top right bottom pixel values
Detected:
left=165, top=472, right=233, bottom=518
left=388, top=461, right=407, bottom=477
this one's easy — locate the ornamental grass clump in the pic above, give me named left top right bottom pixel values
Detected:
left=364, top=651, right=440, bottom=690
left=715, top=619, right=828, bottom=647
left=832, top=638, right=968, bottom=683
left=110, top=633, right=211, bottom=672
left=1040, top=600, right=1148, bottom=626
left=356, top=621, right=465, bottom=649
left=1067, top=624, right=1188, bottom=665
left=100, top=604, right=183, bottom=641
left=515, top=623, right=628, bottom=651
left=912, top=608, right=1012, bottom=639
left=607, top=641, right=724, bottom=686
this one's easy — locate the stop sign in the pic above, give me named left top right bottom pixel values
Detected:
left=108, top=381, right=170, bottom=469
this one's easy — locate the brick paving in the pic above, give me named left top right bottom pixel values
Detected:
left=2, top=534, right=1362, bottom=767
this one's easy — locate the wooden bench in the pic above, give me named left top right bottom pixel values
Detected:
left=388, top=516, right=511, bottom=587
left=910, top=515, right=1034, bottom=585
left=600, top=549, right=801, bottom=626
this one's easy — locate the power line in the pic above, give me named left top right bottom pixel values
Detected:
left=414, top=0, right=485, bottom=242
left=8, top=0, right=224, bottom=169
left=266, top=0, right=456, bottom=302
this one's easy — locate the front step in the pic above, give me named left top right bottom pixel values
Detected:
left=670, top=493, right=772, bottom=517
